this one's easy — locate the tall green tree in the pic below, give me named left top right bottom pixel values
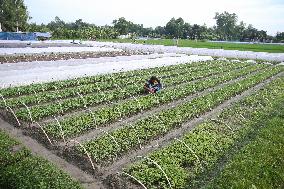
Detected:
left=47, top=16, right=66, bottom=31
left=214, top=11, right=238, bottom=40
left=154, top=26, right=165, bottom=38
left=275, top=32, right=284, bottom=42
left=28, top=23, right=50, bottom=32
left=0, top=0, right=30, bottom=32
left=112, top=17, right=131, bottom=35
left=244, top=25, right=267, bottom=42
left=165, top=17, right=185, bottom=38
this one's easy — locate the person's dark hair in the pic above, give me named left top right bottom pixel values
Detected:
left=150, top=76, right=160, bottom=83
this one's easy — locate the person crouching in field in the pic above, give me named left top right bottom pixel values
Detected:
left=144, top=76, right=162, bottom=94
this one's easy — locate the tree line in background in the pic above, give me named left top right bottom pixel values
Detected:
left=28, top=17, right=119, bottom=40
left=1, top=0, right=284, bottom=42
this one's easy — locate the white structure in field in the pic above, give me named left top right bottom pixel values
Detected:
left=0, top=23, right=2, bottom=32
left=85, top=41, right=284, bottom=62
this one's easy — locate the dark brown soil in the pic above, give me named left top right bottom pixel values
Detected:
left=0, top=51, right=145, bottom=64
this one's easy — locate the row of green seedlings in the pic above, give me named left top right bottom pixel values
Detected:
left=0, top=130, right=83, bottom=189
left=0, top=60, right=218, bottom=98
left=0, top=67, right=187, bottom=108
left=3, top=60, right=214, bottom=102
left=123, top=77, right=284, bottom=189
left=0, top=61, right=236, bottom=109
left=75, top=66, right=282, bottom=165
left=42, top=63, right=267, bottom=139
left=12, top=61, right=250, bottom=122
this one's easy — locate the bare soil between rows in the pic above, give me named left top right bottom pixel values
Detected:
left=0, top=51, right=145, bottom=64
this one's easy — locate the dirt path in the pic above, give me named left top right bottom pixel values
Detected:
left=101, top=71, right=283, bottom=179
left=0, top=118, right=105, bottom=189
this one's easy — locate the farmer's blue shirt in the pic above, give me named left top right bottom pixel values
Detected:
left=146, top=80, right=162, bottom=93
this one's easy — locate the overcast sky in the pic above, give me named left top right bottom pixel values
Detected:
left=25, top=0, right=284, bottom=35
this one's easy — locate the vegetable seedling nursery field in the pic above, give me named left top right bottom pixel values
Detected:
left=0, top=58, right=283, bottom=189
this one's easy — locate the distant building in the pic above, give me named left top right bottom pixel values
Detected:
left=0, top=32, right=52, bottom=41
left=34, top=32, right=52, bottom=41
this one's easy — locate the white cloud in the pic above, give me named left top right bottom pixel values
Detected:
left=25, top=0, right=284, bottom=35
